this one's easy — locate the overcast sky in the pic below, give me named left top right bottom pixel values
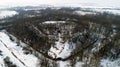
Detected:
left=0, top=0, right=120, bottom=8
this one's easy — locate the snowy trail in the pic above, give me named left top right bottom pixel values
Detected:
left=0, top=31, right=38, bottom=67
left=0, top=40, right=27, bottom=67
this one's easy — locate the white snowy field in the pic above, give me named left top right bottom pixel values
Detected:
left=0, top=31, right=38, bottom=67
left=86, top=8, right=120, bottom=15
left=43, top=21, right=66, bottom=24
left=100, top=58, right=120, bottom=67
left=0, top=10, right=18, bottom=19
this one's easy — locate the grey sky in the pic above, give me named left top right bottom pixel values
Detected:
left=0, top=0, right=120, bottom=8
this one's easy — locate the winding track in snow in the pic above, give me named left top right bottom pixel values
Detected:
left=0, top=40, right=27, bottom=67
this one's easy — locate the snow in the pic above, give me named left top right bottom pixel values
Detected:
left=43, top=21, right=66, bottom=24
left=90, top=8, right=120, bottom=15
left=0, top=56, right=5, bottom=67
left=75, top=8, right=120, bottom=15
left=100, top=58, right=120, bottom=67
left=75, top=62, right=84, bottom=67
left=0, top=31, right=38, bottom=67
left=57, top=60, right=84, bottom=67
left=0, top=38, right=26, bottom=67
left=0, top=10, right=18, bottom=19
left=74, top=11, right=96, bottom=15
left=48, top=34, right=75, bottom=59
left=57, top=61, right=71, bottom=67
left=92, top=42, right=102, bottom=52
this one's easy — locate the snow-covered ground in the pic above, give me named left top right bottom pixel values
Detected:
left=48, top=34, right=76, bottom=59
left=57, top=61, right=71, bottom=67
left=43, top=21, right=66, bottom=24
left=0, top=10, right=18, bottom=19
left=0, top=30, right=84, bottom=67
left=100, top=58, right=120, bottom=67
left=0, top=31, right=38, bottom=67
left=86, top=8, right=120, bottom=15
left=74, top=11, right=96, bottom=15
left=0, top=0, right=119, bottom=66
left=57, top=60, right=84, bottom=67
left=75, top=61, right=85, bottom=67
